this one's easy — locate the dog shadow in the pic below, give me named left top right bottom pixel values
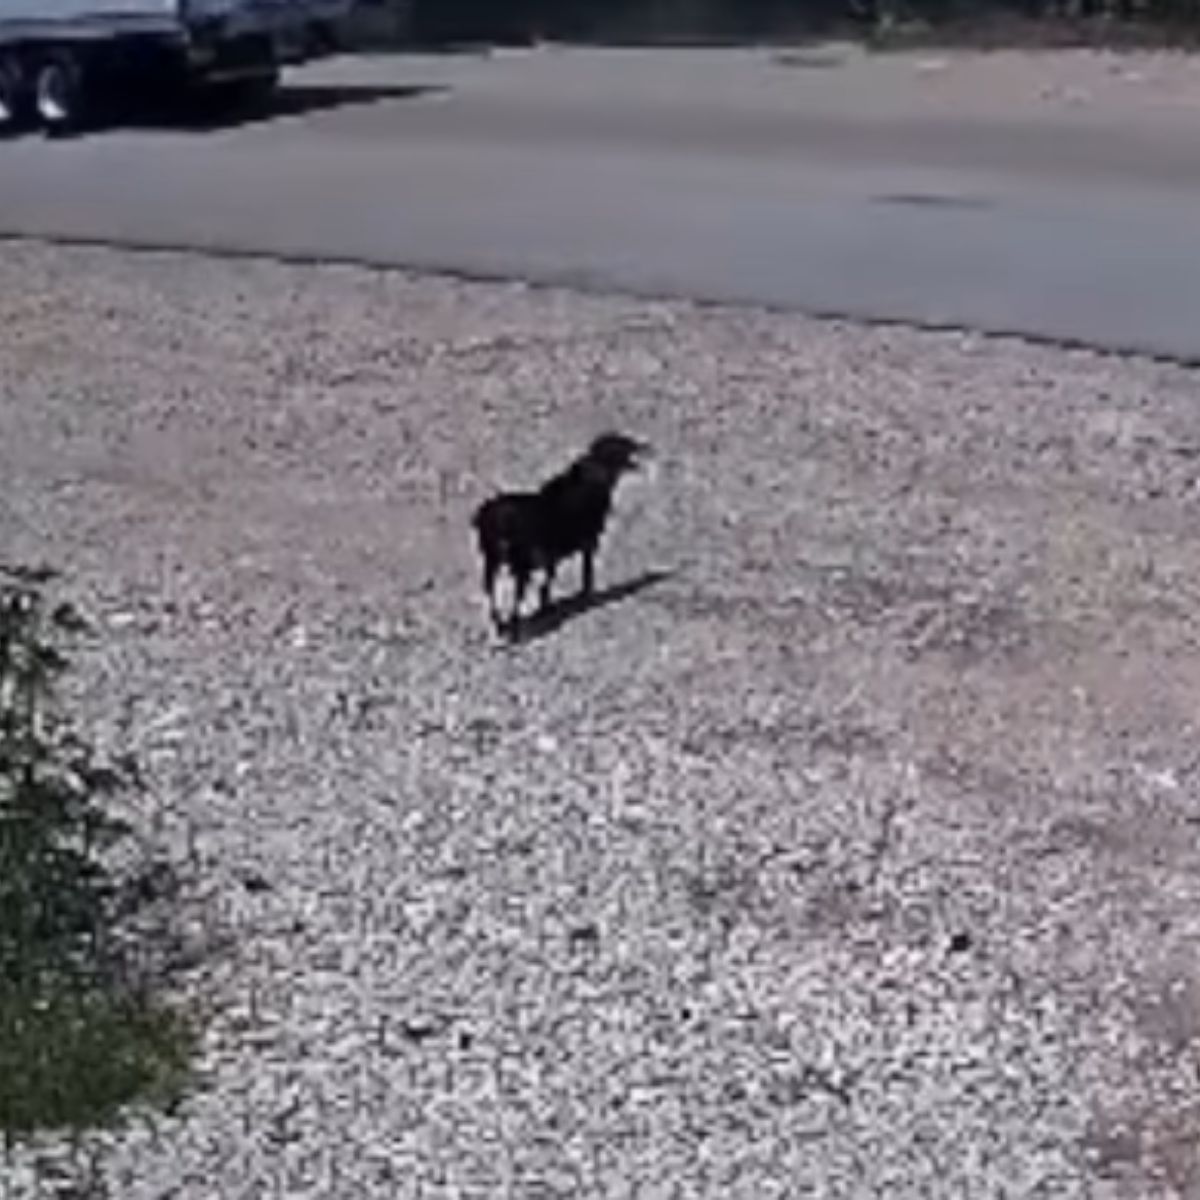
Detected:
left=506, top=569, right=673, bottom=646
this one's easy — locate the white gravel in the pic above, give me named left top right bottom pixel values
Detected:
left=3, top=240, right=1200, bottom=1198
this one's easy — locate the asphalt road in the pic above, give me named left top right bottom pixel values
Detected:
left=3, top=46, right=1200, bottom=357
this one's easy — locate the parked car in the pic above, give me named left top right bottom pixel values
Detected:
left=0, top=0, right=356, bottom=134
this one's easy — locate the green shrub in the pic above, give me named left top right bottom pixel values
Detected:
left=0, top=565, right=192, bottom=1142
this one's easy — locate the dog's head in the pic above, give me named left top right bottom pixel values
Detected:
left=587, top=432, right=649, bottom=479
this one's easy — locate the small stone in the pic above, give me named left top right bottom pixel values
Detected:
left=568, top=922, right=600, bottom=949
left=400, top=1017, right=442, bottom=1043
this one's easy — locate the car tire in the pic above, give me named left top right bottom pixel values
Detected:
left=34, top=51, right=87, bottom=136
left=0, top=53, right=26, bottom=133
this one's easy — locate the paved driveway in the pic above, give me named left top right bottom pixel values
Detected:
left=2, top=45, right=1200, bottom=356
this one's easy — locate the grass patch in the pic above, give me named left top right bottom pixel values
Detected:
left=0, top=981, right=192, bottom=1138
left=0, top=564, right=195, bottom=1147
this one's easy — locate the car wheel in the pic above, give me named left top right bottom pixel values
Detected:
left=0, top=53, right=26, bottom=132
left=35, top=52, right=86, bottom=135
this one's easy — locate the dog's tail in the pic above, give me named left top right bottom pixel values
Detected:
left=472, top=496, right=502, bottom=531
left=471, top=496, right=508, bottom=550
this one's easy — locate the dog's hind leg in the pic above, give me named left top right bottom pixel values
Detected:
left=510, top=562, right=533, bottom=636
left=483, top=556, right=504, bottom=631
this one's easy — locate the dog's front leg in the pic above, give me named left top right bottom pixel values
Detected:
left=580, top=546, right=596, bottom=598
left=539, top=562, right=557, bottom=612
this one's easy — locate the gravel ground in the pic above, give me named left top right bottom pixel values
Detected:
left=3, top=240, right=1200, bottom=1198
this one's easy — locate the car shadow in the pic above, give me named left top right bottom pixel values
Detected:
left=506, top=569, right=674, bottom=646
left=1, top=80, right=448, bottom=139
left=129, top=81, right=450, bottom=134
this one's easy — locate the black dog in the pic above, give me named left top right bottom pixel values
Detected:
left=472, top=432, right=648, bottom=635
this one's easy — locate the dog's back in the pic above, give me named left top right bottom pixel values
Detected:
left=474, top=451, right=619, bottom=568
left=534, top=455, right=618, bottom=560
left=472, top=433, right=646, bottom=632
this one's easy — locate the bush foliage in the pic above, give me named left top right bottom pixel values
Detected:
left=0, top=565, right=191, bottom=1142
left=395, top=0, right=1200, bottom=43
